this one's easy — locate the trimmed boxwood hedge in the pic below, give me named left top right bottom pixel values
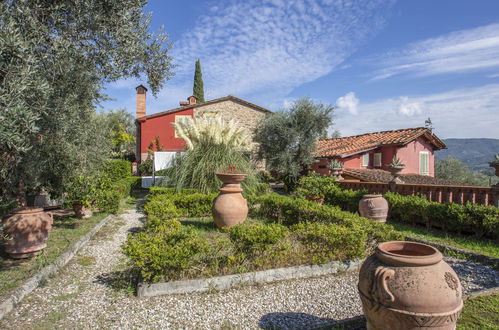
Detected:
left=384, top=192, right=499, bottom=239
left=123, top=189, right=402, bottom=283
left=297, top=173, right=499, bottom=240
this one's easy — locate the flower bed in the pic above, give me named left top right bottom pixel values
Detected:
left=123, top=189, right=401, bottom=283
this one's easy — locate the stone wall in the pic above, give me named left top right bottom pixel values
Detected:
left=193, top=99, right=267, bottom=135
left=194, top=99, right=268, bottom=169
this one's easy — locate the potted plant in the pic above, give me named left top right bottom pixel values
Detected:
left=66, top=176, right=94, bottom=218
left=388, top=157, right=405, bottom=183
left=328, top=159, right=344, bottom=180
left=212, top=166, right=248, bottom=228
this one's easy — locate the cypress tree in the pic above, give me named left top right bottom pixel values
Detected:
left=193, top=59, right=205, bottom=102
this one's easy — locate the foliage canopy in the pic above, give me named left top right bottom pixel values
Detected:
left=0, top=0, right=173, bottom=206
left=254, top=98, right=334, bottom=190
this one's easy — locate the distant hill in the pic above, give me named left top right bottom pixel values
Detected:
left=435, top=138, right=499, bottom=172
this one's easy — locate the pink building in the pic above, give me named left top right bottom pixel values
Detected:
left=312, top=128, right=446, bottom=177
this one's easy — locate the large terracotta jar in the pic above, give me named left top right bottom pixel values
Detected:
left=359, top=194, right=389, bottom=223
left=358, top=241, right=463, bottom=330
left=2, top=207, right=53, bottom=259
left=212, top=173, right=248, bottom=228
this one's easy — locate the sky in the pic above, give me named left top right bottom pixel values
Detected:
left=102, top=0, right=499, bottom=139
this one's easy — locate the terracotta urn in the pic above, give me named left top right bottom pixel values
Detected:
left=212, top=173, right=248, bottom=228
left=330, top=168, right=344, bottom=181
left=72, top=202, right=84, bottom=218
left=388, top=166, right=404, bottom=184
left=2, top=207, right=53, bottom=259
left=359, top=194, right=389, bottom=223
left=358, top=241, right=463, bottom=330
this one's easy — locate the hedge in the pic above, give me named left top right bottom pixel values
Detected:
left=143, top=190, right=216, bottom=228
left=296, top=174, right=366, bottom=213
left=94, top=176, right=140, bottom=213
left=252, top=194, right=402, bottom=249
left=297, top=174, right=499, bottom=240
left=385, top=192, right=499, bottom=239
left=103, top=159, right=131, bottom=181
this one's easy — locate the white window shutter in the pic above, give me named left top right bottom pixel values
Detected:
left=374, top=153, right=381, bottom=167
left=420, top=152, right=429, bottom=175
left=362, top=153, right=369, bottom=166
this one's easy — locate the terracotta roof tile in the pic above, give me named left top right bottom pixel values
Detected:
left=343, top=168, right=461, bottom=185
left=316, top=127, right=446, bottom=157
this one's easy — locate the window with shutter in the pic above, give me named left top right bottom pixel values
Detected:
left=362, top=153, right=369, bottom=167
left=420, top=151, right=429, bottom=175
left=374, top=153, right=382, bottom=167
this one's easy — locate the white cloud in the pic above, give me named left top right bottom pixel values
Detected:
left=370, top=23, right=499, bottom=80
left=334, top=84, right=499, bottom=139
left=149, top=0, right=395, bottom=110
left=336, top=92, right=360, bottom=115
left=398, top=96, right=422, bottom=116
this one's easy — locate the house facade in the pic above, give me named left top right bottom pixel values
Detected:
left=134, top=85, right=271, bottom=162
left=312, top=128, right=446, bottom=177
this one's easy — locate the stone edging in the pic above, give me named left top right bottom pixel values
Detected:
left=0, top=214, right=114, bottom=320
left=137, top=259, right=361, bottom=297
left=404, top=235, right=499, bottom=268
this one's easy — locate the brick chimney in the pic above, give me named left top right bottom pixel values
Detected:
left=179, top=95, right=197, bottom=107
left=136, top=85, right=147, bottom=118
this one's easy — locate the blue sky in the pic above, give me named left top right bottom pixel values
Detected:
left=102, top=0, right=499, bottom=139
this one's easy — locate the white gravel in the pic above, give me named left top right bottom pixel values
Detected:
left=1, top=206, right=497, bottom=329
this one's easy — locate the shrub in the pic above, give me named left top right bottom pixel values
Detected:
left=291, top=222, right=365, bottom=263
left=171, top=193, right=216, bottom=217
left=127, top=176, right=142, bottom=190
left=123, top=222, right=208, bottom=282
left=143, top=195, right=180, bottom=220
left=94, top=189, right=121, bottom=213
left=138, top=159, right=153, bottom=176
left=385, top=192, right=499, bottom=239
left=229, top=223, right=289, bottom=255
left=258, top=170, right=276, bottom=183
left=253, top=194, right=401, bottom=247
left=148, top=187, right=198, bottom=197
left=104, top=159, right=131, bottom=181
left=297, top=173, right=336, bottom=199
left=324, top=185, right=367, bottom=213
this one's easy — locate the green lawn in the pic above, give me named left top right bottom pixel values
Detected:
left=0, top=211, right=110, bottom=300
left=458, top=294, right=499, bottom=329
left=390, top=222, right=499, bottom=259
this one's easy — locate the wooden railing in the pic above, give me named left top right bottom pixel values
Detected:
left=338, top=180, right=498, bottom=206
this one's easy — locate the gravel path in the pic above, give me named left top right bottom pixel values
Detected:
left=1, top=206, right=497, bottom=329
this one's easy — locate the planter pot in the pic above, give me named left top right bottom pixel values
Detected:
left=358, top=241, right=462, bottom=330
left=212, top=173, right=248, bottom=228
left=388, top=166, right=404, bottom=183
left=330, top=168, right=344, bottom=181
left=306, top=196, right=324, bottom=205
left=2, top=207, right=53, bottom=259
left=72, top=202, right=92, bottom=218
left=359, top=194, right=388, bottom=223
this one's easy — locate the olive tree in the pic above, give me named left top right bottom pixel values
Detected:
left=0, top=0, right=174, bottom=208
left=254, top=98, right=334, bottom=190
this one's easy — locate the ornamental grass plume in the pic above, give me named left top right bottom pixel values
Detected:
left=173, top=115, right=251, bottom=151
left=161, top=116, right=267, bottom=194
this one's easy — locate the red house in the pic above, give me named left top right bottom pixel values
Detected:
left=312, top=128, right=446, bottom=177
left=134, top=85, right=271, bottom=162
